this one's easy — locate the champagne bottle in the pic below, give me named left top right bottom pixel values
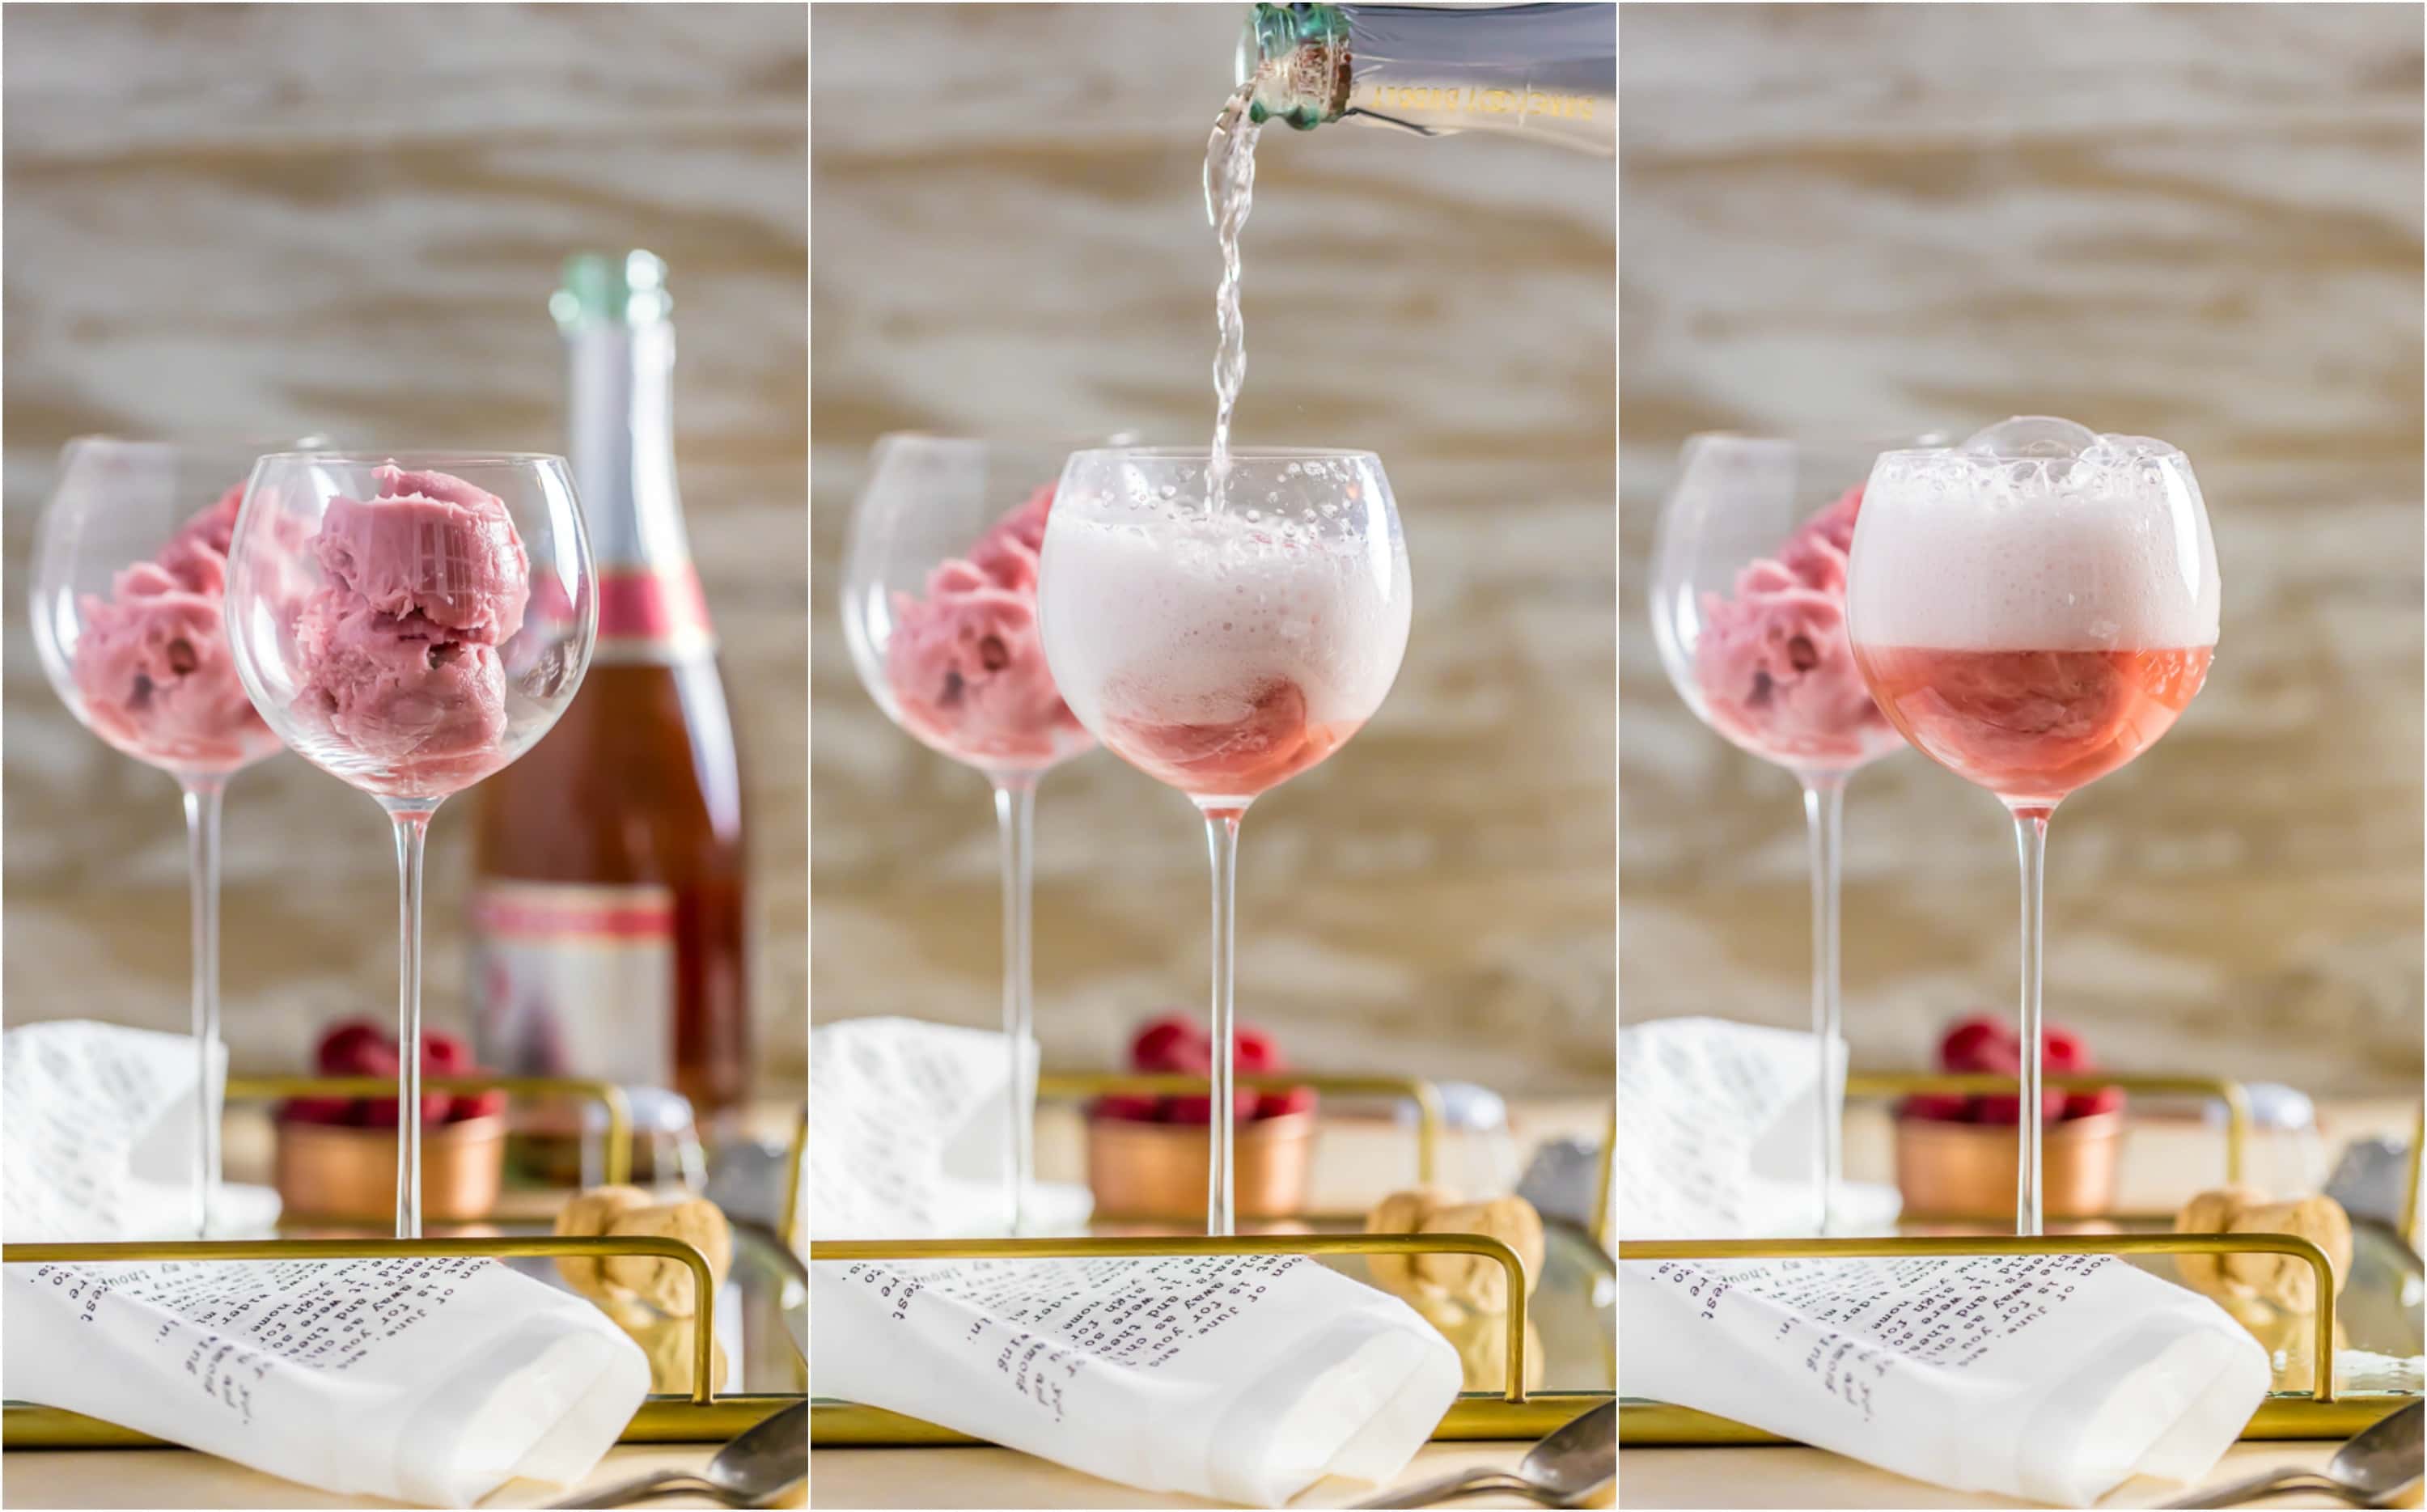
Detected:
left=1239, top=2, right=1614, bottom=155
left=470, top=251, right=750, bottom=1142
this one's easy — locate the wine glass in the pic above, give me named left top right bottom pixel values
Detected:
left=1648, top=433, right=1928, bottom=1234
left=28, top=435, right=310, bottom=1237
left=840, top=433, right=1111, bottom=1235
left=1037, top=447, right=1411, bottom=1236
left=1847, top=417, right=2219, bottom=1235
left=224, top=453, right=596, bottom=1238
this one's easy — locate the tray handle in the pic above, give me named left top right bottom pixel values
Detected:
left=1038, top=1071, right=1445, bottom=1185
left=811, top=1230, right=1530, bottom=1403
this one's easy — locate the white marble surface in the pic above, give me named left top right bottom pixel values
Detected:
left=1619, top=2, right=2424, bottom=1091
left=809, top=3, right=1616, bottom=1091
left=2, top=4, right=807, bottom=1082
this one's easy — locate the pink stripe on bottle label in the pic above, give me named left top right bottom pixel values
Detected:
left=595, top=565, right=716, bottom=663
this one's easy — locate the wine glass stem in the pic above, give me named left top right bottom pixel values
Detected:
left=1203, top=807, right=1244, bottom=1238
left=388, top=805, right=436, bottom=1240
left=992, top=777, right=1037, bottom=1237
left=1800, top=773, right=1845, bottom=1235
left=2012, top=807, right=2052, bottom=1238
left=180, top=776, right=227, bottom=1240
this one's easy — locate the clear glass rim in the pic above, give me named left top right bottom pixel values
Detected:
left=1065, top=445, right=1382, bottom=465
left=249, top=449, right=569, bottom=468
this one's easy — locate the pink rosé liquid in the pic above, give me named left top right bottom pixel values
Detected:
left=1102, top=677, right=1362, bottom=807
left=1854, top=644, right=2212, bottom=810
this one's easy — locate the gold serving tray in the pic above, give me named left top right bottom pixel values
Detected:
left=2, top=1075, right=808, bottom=1451
left=1617, top=1074, right=2425, bottom=1446
left=811, top=1072, right=1617, bottom=1446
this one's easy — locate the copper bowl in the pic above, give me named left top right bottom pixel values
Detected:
left=274, top=1115, right=508, bottom=1224
left=1086, top=1112, right=1316, bottom=1222
left=1894, top=1109, right=2124, bottom=1222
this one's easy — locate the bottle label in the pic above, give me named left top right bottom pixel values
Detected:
left=471, top=881, right=676, bottom=1087
left=595, top=564, right=717, bottom=666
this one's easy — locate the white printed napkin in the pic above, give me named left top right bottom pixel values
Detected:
left=1, top=1020, right=649, bottom=1506
left=808, top=1015, right=1091, bottom=1238
left=1618, top=1014, right=1900, bottom=1237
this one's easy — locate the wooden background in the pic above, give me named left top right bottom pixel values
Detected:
left=1620, top=2, right=2425, bottom=1093
left=1, top=5, right=808, bottom=1086
left=810, top=4, right=1616, bottom=1091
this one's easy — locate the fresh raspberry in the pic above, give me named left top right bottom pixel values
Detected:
left=279, top=1095, right=355, bottom=1126
left=447, top=1088, right=508, bottom=1122
left=1897, top=1092, right=1971, bottom=1123
left=1090, top=1093, right=1161, bottom=1123
left=1938, top=1014, right=2018, bottom=1074
left=419, top=1031, right=474, bottom=1075
left=1130, top=1014, right=1209, bottom=1075
left=316, top=1019, right=394, bottom=1076
left=2061, top=1086, right=2124, bottom=1120
left=2040, top=1023, right=2092, bottom=1074
left=1233, top=1023, right=1285, bottom=1074
left=1253, top=1086, right=1316, bottom=1119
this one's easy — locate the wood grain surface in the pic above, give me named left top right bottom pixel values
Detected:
left=810, top=3, right=1616, bottom=1092
left=1620, top=2, right=2425, bottom=1093
left=2, top=4, right=807, bottom=1086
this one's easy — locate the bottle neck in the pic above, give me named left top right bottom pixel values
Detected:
left=565, top=320, right=715, bottom=662
left=1243, top=2, right=1614, bottom=155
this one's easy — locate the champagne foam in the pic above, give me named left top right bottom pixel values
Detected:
left=1849, top=433, right=2220, bottom=653
left=1038, top=502, right=1408, bottom=737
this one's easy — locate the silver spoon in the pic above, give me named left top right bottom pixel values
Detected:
left=547, top=1400, right=807, bottom=1509
left=2163, top=1400, right=2421, bottom=1509
left=1352, top=1400, right=1614, bottom=1509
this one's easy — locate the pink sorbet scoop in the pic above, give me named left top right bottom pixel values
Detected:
left=1692, top=485, right=1898, bottom=769
left=291, top=465, right=531, bottom=794
left=72, top=485, right=277, bottom=773
left=884, top=484, right=1091, bottom=769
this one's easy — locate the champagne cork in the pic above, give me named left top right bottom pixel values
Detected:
left=1364, top=1187, right=1546, bottom=1312
left=2173, top=1185, right=2352, bottom=1311
left=555, top=1186, right=734, bottom=1317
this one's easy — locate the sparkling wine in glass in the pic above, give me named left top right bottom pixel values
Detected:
left=841, top=434, right=1108, bottom=1235
left=1037, top=447, right=1411, bottom=1236
left=1847, top=417, right=2219, bottom=1235
left=28, top=436, right=308, bottom=1237
left=1649, top=434, right=1925, bottom=1233
left=225, top=453, right=596, bottom=1238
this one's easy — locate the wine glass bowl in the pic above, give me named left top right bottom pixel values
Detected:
left=1039, top=447, right=1411, bottom=813
left=31, top=437, right=293, bottom=778
left=842, top=434, right=1102, bottom=780
left=1849, top=430, right=2219, bottom=815
left=225, top=453, right=596, bottom=804
left=1650, top=433, right=1917, bottom=777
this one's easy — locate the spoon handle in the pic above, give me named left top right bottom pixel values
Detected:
left=544, top=1470, right=712, bottom=1509
left=1351, top=1470, right=1535, bottom=1509
left=2160, top=1469, right=2348, bottom=1509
